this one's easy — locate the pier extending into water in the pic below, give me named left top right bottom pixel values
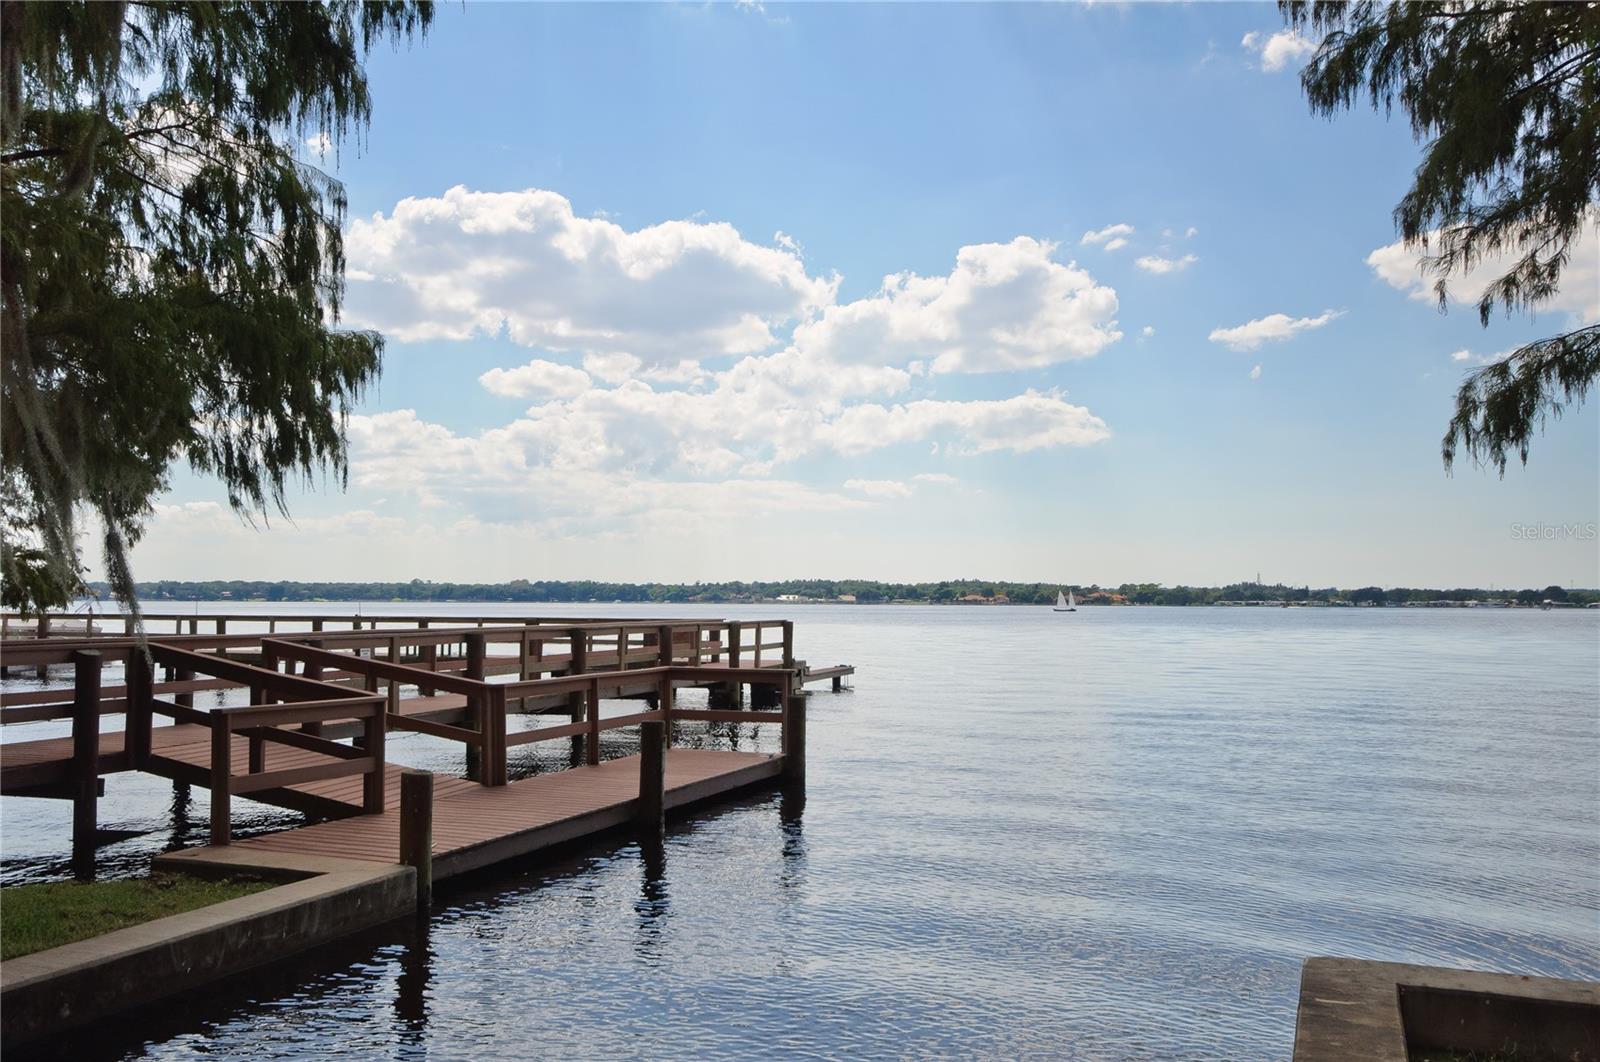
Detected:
left=0, top=614, right=852, bottom=883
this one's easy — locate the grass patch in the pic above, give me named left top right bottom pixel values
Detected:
left=1, top=872, right=274, bottom=960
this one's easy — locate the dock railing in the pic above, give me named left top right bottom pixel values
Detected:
left=0, top=639, right=388, bottom=851
left=3, top=618, right=809, bottom=861
left=142, top=645, right=388, bottom=845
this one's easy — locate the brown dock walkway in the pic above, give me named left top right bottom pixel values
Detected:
left=186, top=748, right=780, bottom=880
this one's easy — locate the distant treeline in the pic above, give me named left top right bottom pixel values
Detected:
left=91, top=579, right=1600, bottom=607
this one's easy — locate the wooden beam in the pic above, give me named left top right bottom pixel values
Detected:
left=209, top=714, right=232, bottom=845
left=71, top=650, right=102, bottom=881
left=126, top=648, right=153, bottom=769
left=585, top=678, right=601, bottom=766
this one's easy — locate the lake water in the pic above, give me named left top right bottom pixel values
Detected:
left=4, top=603, right=1598, bottom=1059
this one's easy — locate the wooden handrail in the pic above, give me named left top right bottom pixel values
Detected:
left=263, top=639, right=483, bottom=697
left=150, top=644, right=369, bottom=703
left=206, top=691, right=386, bottom=845
left=216, top=694, right=384, bottom=726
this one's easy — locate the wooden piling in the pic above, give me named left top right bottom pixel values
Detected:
left=486, top=686, right=507, bottom=788
left=723, top=621, right=743, bottom=706
left=400, top=770, right=434, bottom=912
left=782, top=689, right=807, bottom=785
left=209, top=712, right=232, bottom=845
left=465, top=633, right=486, bottom=781
left=585, top=678, right=601, bottom=766
left=419, top=620, right=436, bottom=696
left=637, top=720, right=666, bottom=835
left=34, top=614, right=47, bottom=678
left=299, top=650, right=322, bottom=736
left=71, top=650, right=102, bottom=880
left=126, top=648, right=153, bottom=769
left=567, top=627, right=588, bottom=723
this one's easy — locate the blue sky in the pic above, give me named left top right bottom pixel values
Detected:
left=131, top=2, right=1600, bottom=588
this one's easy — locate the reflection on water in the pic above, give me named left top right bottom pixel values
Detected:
left=3, top=603, right=1598, bottom=1060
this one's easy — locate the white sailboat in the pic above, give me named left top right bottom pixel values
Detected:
left=1053, top=589, right=1077, bottom=612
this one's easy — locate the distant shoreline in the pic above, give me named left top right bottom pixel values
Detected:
left=84, top=579, right=1600, bottom=609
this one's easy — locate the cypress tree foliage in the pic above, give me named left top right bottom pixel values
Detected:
left=1281, top=1, right=1600, bottom=473
left=0, top=1, right=432, bottom=617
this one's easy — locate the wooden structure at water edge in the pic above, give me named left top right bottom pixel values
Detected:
left=0, top=614, right=853, bottom=889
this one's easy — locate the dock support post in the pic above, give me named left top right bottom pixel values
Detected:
left=34, top=614, right=47, bottom=677
left=585, top=678, right=601, bottom=766
left=782, top=689, right=807, bottom=786
left=419, top=620, right=436, bottom=696
left=300, top=649, right=323, bottom=736
left=567, top=626, right=588, bottom=725
left=400, top=770, right=434, bottom=912
left=127, top=648, right=153, bottom=770
left=724, top=621, right=743, bottom=707
left=71, top=650, right=103, bottom=881
left=833, top=675, right=842, bottom=693
left=209, top=711, right=232, bottom=845
left=637, top=720, right=666, bottom=836
left=487, top=687, right=507, bottom=787
left=465, top=632, right=486, bottom=781
left=364, top=704, right=387, bottom=810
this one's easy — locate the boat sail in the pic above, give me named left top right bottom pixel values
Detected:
left=1054, top=589, right=1077, bottom=612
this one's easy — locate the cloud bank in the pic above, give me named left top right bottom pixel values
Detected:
left=332, top=187, right=1122, bottom=534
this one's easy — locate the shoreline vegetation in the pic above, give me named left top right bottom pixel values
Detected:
left=92, top=580, right=1600, bottom=609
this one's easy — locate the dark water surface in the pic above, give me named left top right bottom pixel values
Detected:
left=4, top=603, right=1598, bottom=1059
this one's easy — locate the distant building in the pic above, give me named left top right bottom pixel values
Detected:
left=836, top=594, right=857, bottom=603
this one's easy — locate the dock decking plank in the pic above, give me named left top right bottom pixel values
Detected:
left=228, top=749, right=778, bottom=878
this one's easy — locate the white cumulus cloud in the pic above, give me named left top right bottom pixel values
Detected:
left=1135, top=253, right=1198, bottom=275
left=338, top=188, right=1121, bottom=534
left=1366, top=218, right=1600, bottom=324
left=817, top=390, right=1110, bottom=456
left=1449, top=347, right=1513, bottom=367
left=1249, top=364, right=1262, bottom=380
left=1081, top=223, right=1135, bottom=246
left=1241, top=29, right=1317, bottom=73
left=843, top=479, right=915, bottom=499
left=344, top=186, right=836, bottom=364
left=791, top=236, right=1121, bottom=374
left=479, top=359, right=593, bottom=399
left=1209, top=309, right=1342, bottom=351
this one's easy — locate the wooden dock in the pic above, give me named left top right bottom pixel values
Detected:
left=198, top=748, right=780, bottom=880
left=1, top=614, right=842, bottom=884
